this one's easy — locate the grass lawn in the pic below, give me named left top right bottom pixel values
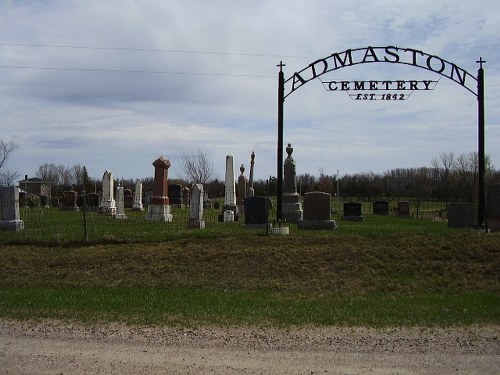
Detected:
left=1, top=233, right=498, bottom=327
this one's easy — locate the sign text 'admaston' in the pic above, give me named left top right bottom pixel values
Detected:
left=284, top=46, right=477, bottom=98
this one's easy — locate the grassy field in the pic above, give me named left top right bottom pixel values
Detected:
left=1, top=232, right=498, bottom=327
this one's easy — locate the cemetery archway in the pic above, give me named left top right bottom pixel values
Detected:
left=276, top=46, right=486, bottom=229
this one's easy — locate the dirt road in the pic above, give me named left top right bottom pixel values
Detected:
left=1, top=320, right=498, bottom=374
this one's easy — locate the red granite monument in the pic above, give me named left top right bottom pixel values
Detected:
left=146, top=156, right=173, bottom=222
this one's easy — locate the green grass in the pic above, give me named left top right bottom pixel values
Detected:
left=1, top=234, right=498, bottom=327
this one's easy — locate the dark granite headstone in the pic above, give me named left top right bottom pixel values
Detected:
left=298, top=192, right=336, bottom=229
left=168, top=184, right=183, bottom=207
left=124, top=188, right=133, bottom=208
left=447, top=202, right=476, bottom=228
left=244, top=196, right=268, bottom=225
left=60, top=190, right=79, bottom=211
left=398, top=201, right=410, bottom=217
left=343, top=202, right=363, bottom=221
left=373, top=200, right=389, bottom=215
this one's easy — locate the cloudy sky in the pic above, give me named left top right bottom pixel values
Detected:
left=1, top=0, right=499, bottom=183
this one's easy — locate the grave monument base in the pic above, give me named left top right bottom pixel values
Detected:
left=146, top=204, right=173, bottom=222
left=298, top=219, right=337, bottom=229
left=187, top=219, right=205, bottom=229
left=271, top=226, right=289, bottom=235
left=0, top=219, right=24, bottom=231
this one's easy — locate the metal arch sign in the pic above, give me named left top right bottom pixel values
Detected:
left=275, top=45, right=487, bottom=229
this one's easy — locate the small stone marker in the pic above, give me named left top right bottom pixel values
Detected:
left=60, top=190, right=79, bottom=211
left=244, top=196, right=268, bottom=227
left=343, top=202, right=363, bottom=221
left=0, top=186, right=24, bottom=231
left=398, top=201, right=410, bottom=217
left=373, top=200, right=389, bottom=215
left=168, top=184, right=184, bottom=208
left=132, top=182, right=144, bottom=211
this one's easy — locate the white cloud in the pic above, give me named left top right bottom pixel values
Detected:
left=0, top=0, right=499, bottom=183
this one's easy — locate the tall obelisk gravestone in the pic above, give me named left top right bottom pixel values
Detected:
left=219, top=154, right=239, bottom=222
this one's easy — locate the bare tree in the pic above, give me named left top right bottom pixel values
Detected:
left=0, top=141, right=19, bottom=185
left=431, top=151, right=455, bottom=204
left=181, top=148, right=216, bottom=184
left=0, top=168, right=19, bottom=185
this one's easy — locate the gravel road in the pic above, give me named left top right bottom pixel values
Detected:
left=1, top=320, right=498, bottom=374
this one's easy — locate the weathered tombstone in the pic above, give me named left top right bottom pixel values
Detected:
left=0, top=186, right=24, bottom=231
left=169, top=184, right=184, bottom=208
left=188, top=184, right=205, bottom=229
left=18, top=191, right=26, bottom=208
left=237, top=164, right=247, bottom=209
left=447, top=202, right=475, bottom=228
left=98, top=170, right=116, bottom=215
left=183, top=187, right=190, bottom=207
left=299, top=191, right=337, bottom=229
left=282, top=143, right=303, bottom=223
left=146, top=156, right=173, bottom=222
left=144, top=191, right=152, bottom=206
left=247, top=151, right=255, bottom=197
left=398, top=201, right=410, bottom=217
left=132, top=182, right=144, bottom=211
left=123, top=188, right=133, bottom=208
left=60, top=190, right=79, bottom=211
left=343, top=202, right=363, bottom=221
left=219, top=155, right=239, bottom=222
left=487, top=184, right=500, bottom=232
left=115, top=186, right=128, bottom=220
left=87, top=193, right=100, bottom=211
left=244, top=196, right=268, bottom=227
left=373, top=200, right=389, bottom=215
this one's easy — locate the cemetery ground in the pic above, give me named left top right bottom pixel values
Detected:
left=1, top=204, right=499, bottom=373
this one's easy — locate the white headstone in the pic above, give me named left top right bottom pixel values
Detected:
left=132, top=181, right=144, bottom=211
left=115, top=186, right=127, bottom=220
left=224, top=155, right=236, bottom=206
left=0, top=186, right=24, bottom=231
left=99, top=170, right=116, bottom=215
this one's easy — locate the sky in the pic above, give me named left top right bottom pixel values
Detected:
left=1, top=0, right=499, bottom=183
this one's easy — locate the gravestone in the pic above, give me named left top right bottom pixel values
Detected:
left=98, top=170, right=116, bottom=215
left=373, top=200, right=389, bottom=215
left=487, top=184, right=500, bottom=232
left=398, top=201, right=410, bottom=217
left=244, top=196, right=268, bottom=227
left=219, top=155, right=239, bottom=222
left=298, top=192, right=337, bottom=229
left=343, top=202, right=363, bottom=221
left=144, top=191, right=152, bottom=206
left=237, top=164, right=247, bottom=209
left=87, top=193, right=100, bottom=211
left=247, top=151, right=255, bottom=197
left=447, top=202, right=475, bottom=228
left=146, top=156, right=173, bottom=222
left=60, top=190, right=79, bottom=211
left=282, top=144, right=303, bottom=223
left=0, top=186, right=24, bottom=231
left=183, top=187, right=190, bottom=207
left=188, top=184, right=205, bottom=229
left=132, top=182, right=144, bottom=211
left=169, top=184, right=184, bottom=208
left=115, top=186, right=128, bottom=220
left=123, top=188, right=133, bottom=208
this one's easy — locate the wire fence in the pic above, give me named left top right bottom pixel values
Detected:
left=0, top=196, right=476, bottom=245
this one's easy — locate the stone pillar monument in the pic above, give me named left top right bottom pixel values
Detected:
left=0, top=186, right=24, bottom=231
left=98, top=170, right=116, bottom=215
left=219, top=154, right=239, bottom=222
left=146, top=156, right=173, bottom=222
left=188, top=183, right=205, bottom=229
left=132, top=181, right=144, bottom=211
left=248, top=151, right=255, bottom=197
left=115, top=185, right=128, bottom=220
left=282, top=143, right=303, bottom=223
left=237, top=164, right=247, bottom=211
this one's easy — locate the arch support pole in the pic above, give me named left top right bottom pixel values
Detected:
left=477, top=59, right=486, bottom=230
left=277, top=62, right=285, bottom=224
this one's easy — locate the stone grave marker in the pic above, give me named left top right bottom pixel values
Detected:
left=132, top=182, right=144, bottom=211
left=123, top=188, right=133, bottom=208
left=373, top=200, right=389, bottom=215
left=0, top=186, right=24, bottom=231
left=98, top=170, right=116, bottom=215
left=282, top=143, right=303, bottom=223
left=343, top=202, right=363, bottom=221
left=219, top=155, right=239, bottom=222
left=447, top=202, right=475, bottom=228
left=244, top=196, right=268, bottom=227
left=169, top=184, right=184, bottom=208
left=146, top=156, right=173, bottom=222
left=398, top=201, right=410, bottom=217
left=298, top=191, right=337, bottom=229
left=60, top=190, right=79, bottom=211
left=188, top=184, right=205, bottom=229
left=115, top=186, right=128, bottom=220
